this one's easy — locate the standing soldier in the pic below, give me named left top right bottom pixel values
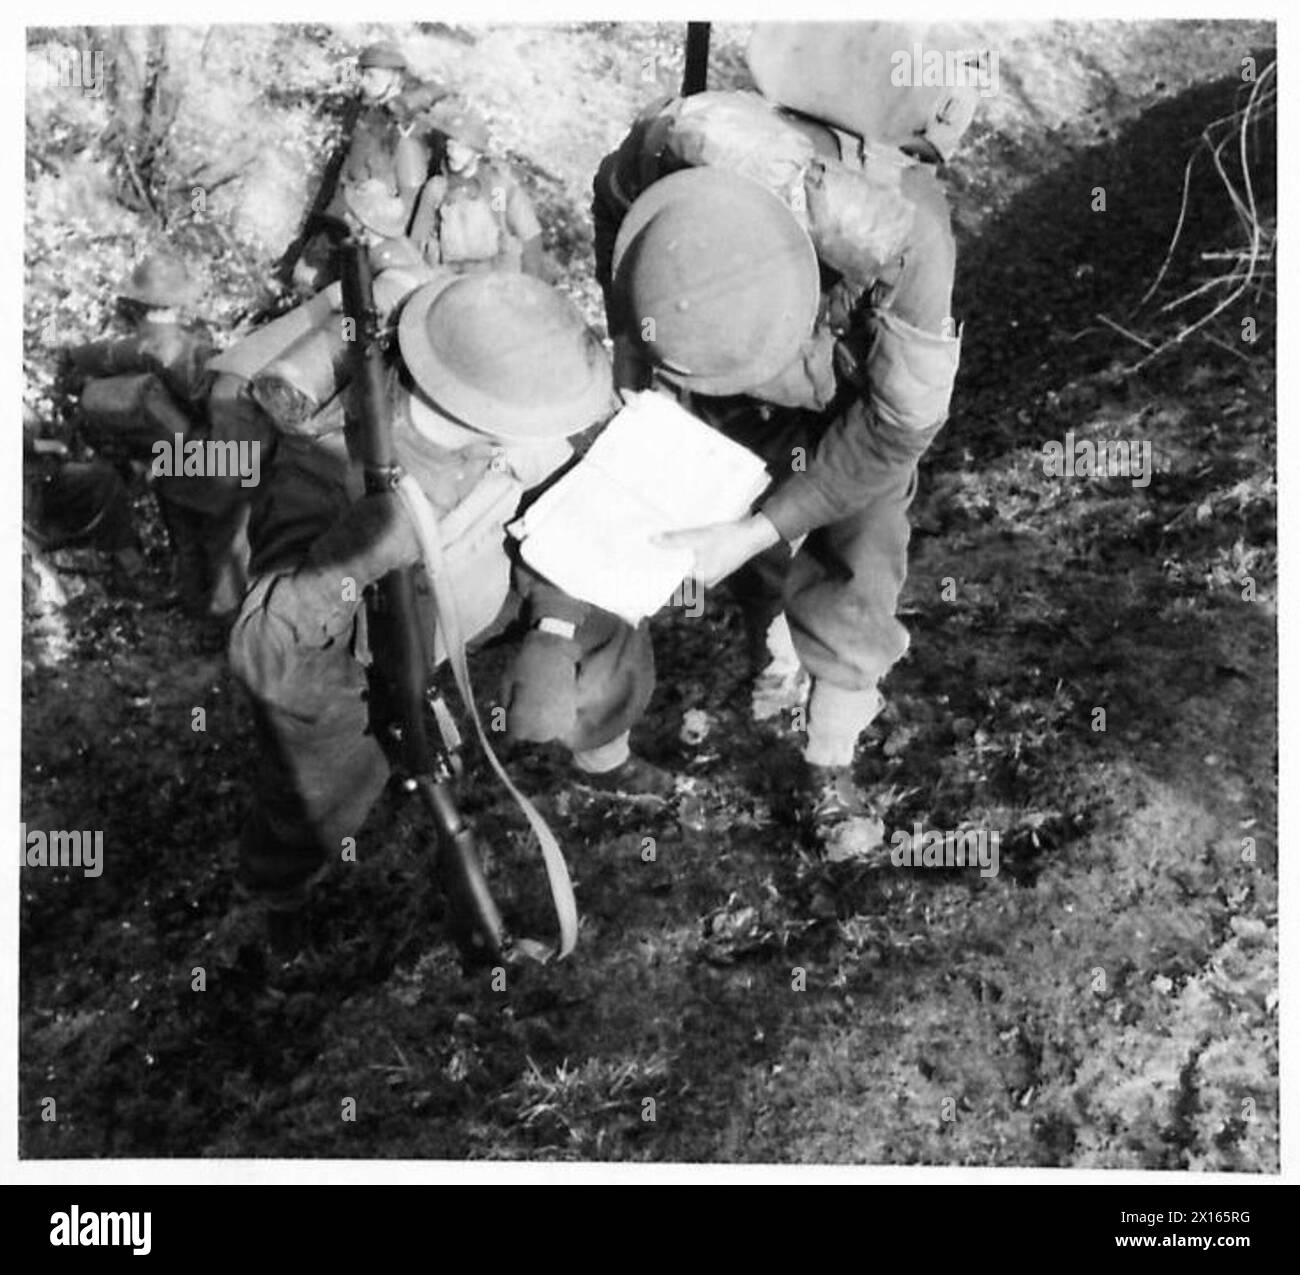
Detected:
left=336, top=41, right=447, bottom=215
left=407, top=102, right=547, bottom=278
left=291, top=41, right=448, bottom=293
left=592, top=23, right=974, bottom=849
left=229, top=271, right=670, bottom=938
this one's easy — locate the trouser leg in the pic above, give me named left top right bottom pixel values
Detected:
left=203, top=499, right=252, bottom=619
left=158, top=497, right=209, bottom=611
left=237, top=669, right=391, bottom=896
left=783, top=464, right=918, bottom=764
left=562, top=610, right=655, bottom=755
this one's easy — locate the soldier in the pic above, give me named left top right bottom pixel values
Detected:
left=69, top=253, right=262, bottom=620
left=228, top=271, right=671, bottom=932
left=406, top=103, right=546, bottom=278
left=67, top=254, right=222, bottom=611
left=291, top=41, right=449, bottom=294
left=337, top=41, right=447, bottom=213
left=68, top=252, right=214, bottom=416
left=592, top=23, right=971, bottom=849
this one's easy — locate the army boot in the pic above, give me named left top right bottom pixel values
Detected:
left=574, top=752, right=677, bottom=801
left=571, top=733, right=677, bottom=801
left=796, top=762, right=887, bottom=862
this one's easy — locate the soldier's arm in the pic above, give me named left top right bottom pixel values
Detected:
left=501, top=179, right=545, bottom=277
left=228, top=449, right=417, bottom=708
left=399, top=81, right=450, bottom=116
left=66, top=335, right=153, bottom=379
left=155, top=326, right=218, bottom=409
left=757, top=170, right=961, bottom=542
left=512, top=562, right=592, bottom=637
left=408, top=176, right=447, bottom=262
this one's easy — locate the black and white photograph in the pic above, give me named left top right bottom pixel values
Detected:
left=11, top=3, right=1286, bottom=1207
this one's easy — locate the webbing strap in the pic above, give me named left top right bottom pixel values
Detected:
left=395, top=474, right=579, bottom=960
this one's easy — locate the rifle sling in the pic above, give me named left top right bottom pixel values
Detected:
left=394, top=474, right=579, bottom=961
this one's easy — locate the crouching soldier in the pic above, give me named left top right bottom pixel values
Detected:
left=67, top=253, right=255, bottom=618
left=228, top=271, right=671, bottom=935
left=592, top=22, right=971, bottom=849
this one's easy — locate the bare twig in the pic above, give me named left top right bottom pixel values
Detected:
left=1121, top=62, right=1275, bottom=370
left=1096, top=313, right=1155, bottom=350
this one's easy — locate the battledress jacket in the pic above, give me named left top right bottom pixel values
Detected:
left=228, top=380, right=651, bottom=747
left=68, top=319, right=215, bottom=411
left=337, top=79, right=449, bottom=208
left=592, top=94, right=963, bottom=545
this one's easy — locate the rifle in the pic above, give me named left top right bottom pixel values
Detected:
left=682, top=22, right=711, bottom=96
left=274, top=93, right=366, bottom=291
left=335, top=228, right=509, bottom=968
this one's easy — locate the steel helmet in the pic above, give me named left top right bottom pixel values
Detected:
left=610, top=166, right=820, bottom=397
left=120, top=253, right=200, bottom=309
left=397, top=273, right=613, bottom=440
left=427, top=102, right=491, bottom=152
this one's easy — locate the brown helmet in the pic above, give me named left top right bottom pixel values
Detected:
left=120, top=253, right=200, bottom=309
left=397, top=273, right=613, bottom=440
left=611, top=167, right=820, bottom=397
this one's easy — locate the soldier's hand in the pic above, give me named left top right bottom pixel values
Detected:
left=502, top=631, right=580, bottom=744
left=653, top=512, right=781, bottom=588
left=327, top=492, right=422, bottom=586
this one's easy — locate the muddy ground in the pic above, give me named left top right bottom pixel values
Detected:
left=20, top=22, right=1277, bottom=1166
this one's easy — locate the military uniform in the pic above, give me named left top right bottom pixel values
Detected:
left=408, top=160, right=544, bottom=276
left=229, top=273, right=654, bottom=898
left=337, top=81, right=444, bottom=203
left=292, top=43, right=447, bottom=292
left=69, top=316, right=214, bottom=414
left=407, top=105, right=545, bottom=278
left=70, top=255, right=265, bottom=617
left=594, top=39, right=968, bottom=777
left=23, top=415, right=137, bottom=561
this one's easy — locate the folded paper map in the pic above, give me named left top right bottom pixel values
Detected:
left=508, top=391, right=771, bottom=625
